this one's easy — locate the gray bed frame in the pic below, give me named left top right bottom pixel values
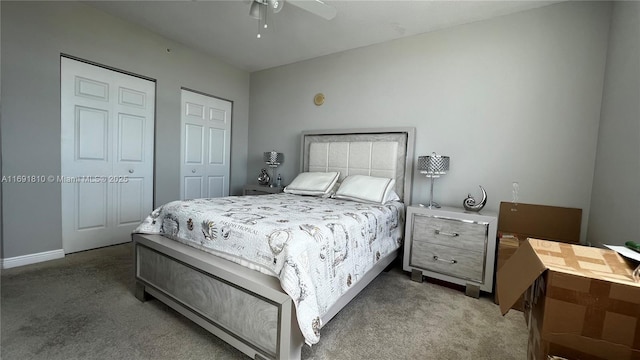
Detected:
left=133, top=128, right=415, bottom=360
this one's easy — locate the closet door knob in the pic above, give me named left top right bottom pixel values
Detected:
left=129, top=169, right=134, bottom=174
left=192, top=169, right=197, bottom=173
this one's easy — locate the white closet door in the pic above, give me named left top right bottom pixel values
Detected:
left=61, top=57, right=155, bottom=253
left=180, top=89, right=231, bottom=200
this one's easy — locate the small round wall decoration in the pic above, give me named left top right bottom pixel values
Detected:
left=313, top=93, right=325, bottom=106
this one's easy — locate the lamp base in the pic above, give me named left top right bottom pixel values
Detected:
left=267, top=165, right=278, bottom=187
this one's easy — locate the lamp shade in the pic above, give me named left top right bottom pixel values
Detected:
left=418, top=153, right=450, bottom=177
left=264, top=151, right=284, bottom=166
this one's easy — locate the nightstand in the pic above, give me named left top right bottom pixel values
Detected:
left=403, top=205, right=497, bottom=298
left=243, top=184, right=283, bottom=196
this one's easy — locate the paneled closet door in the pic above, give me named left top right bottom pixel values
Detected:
left=61, top=57, right=155, bottom=253
left=180, top=89, right=231, bottom=200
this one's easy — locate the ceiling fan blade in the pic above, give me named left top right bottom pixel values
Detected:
left=288, top=0, right=337, bottom=20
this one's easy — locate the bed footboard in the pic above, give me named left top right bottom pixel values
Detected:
left=133, top=234, right=304, bottom=360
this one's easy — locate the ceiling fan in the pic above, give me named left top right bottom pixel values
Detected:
left=249, top=0, right=337, bottom=38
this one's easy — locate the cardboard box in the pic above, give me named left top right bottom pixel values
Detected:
left=498, top=239, right=640, bottom=360
left=495, top=235, right=524, bottom=310
left=497, top=235, right=521, bottom=269
left=494, top=202, right=583, bottom=309
left=498, top=202, right=582, bottom=244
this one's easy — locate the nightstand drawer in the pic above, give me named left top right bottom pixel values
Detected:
left=412, top=214, right=487, bottom=253
left=410, top=242, right=484, bottom=282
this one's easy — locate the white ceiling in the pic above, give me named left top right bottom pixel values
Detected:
left=89, top=0, right=562, bottom=72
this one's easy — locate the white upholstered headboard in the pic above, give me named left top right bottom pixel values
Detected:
left=300, top=128, right=415, bottom=204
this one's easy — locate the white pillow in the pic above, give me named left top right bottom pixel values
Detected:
left=334, top=175, right=398, bottom=204
left=283, top=172, right=340, bottom=196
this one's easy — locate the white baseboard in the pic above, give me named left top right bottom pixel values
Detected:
left=1, top=249, right=65, bottom=269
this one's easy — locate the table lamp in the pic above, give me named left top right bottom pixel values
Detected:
left=263, top=150, right=284, bottom=187
left=418, top=152, right=450, bottom=208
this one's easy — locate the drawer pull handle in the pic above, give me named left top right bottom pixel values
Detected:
left=433, top=255, right=457, bottom=264
left=435, top=230, right=459, bottom=237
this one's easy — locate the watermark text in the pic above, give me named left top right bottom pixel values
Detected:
left=2, top=175, right=130, bottom=183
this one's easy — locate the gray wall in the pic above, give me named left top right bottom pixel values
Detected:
left=1, top=1, right=250, bottom=258
left=0, top=1, right=3, bottom=259
left=248, top=1, right=612, bottom=244
left=588, top=1, right=640, bottom=247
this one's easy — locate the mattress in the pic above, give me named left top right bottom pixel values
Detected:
left=133, top=193, right=404, bottom=345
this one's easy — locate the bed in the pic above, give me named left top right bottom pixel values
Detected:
left=132, top=127, right=415, bottom=360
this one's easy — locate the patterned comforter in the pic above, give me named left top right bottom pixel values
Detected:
left=133, top=193, right=404, bottom=345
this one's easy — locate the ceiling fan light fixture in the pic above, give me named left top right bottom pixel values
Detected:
left=249, top=1, right=261, bottom=19
left=251, top=0, right=276, bottom=39
left=250, top=0, right=335, bottom=39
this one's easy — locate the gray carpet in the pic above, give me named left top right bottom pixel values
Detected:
left=1, top=243, right=527, bottom=359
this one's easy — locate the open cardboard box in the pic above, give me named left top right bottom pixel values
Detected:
left=498, top=238, right=640, bottom=360
left=494, top=202, right=582, bottom=310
